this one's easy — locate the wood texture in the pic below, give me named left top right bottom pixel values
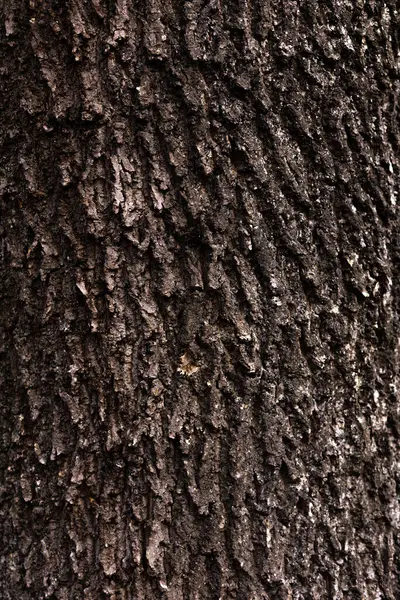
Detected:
left=0, top=1, right=399, bottom=598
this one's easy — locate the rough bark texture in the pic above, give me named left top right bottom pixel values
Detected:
left=1, top=1, right=399, bottom=598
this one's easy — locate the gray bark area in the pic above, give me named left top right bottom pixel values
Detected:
left=0, top=1, right=399, bottom=598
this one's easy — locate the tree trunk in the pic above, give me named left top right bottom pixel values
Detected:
left=1, top=1, right=399, bottom=598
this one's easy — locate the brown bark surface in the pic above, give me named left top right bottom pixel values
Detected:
left=0, top=1, right=399, bottom=598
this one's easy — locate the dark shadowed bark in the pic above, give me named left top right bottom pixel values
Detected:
left=0, top=1, right=399, bottom=598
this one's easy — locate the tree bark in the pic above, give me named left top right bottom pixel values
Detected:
left=1, top=1, right=399, bottom=598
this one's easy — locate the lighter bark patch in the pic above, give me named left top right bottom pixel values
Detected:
left=177, top=353, right=200, bottom=376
